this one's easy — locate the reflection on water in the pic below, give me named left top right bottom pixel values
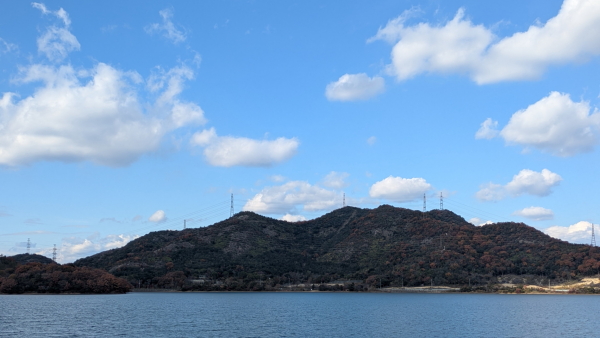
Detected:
left=0, top=292, right=598, bottom=337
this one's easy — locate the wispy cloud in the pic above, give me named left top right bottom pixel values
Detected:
left=145, top=8, right=187, bottom=44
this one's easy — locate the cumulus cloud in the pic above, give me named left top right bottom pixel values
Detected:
left=469, top=217, right=493, bottom=226
left=512, top=206, right=554, bottom=221
left=475, top=118, right=499, bottom=140
left=545, top=221, right=595, bottom=244
left=0, top=62, right=205, bottom=167
left=498, top=92, right=600, bottom=157
left=57, top=233, right=139, bottom=263
left=145, top=8, right=187, bottom=44
left=191, top=127, right=299, bottom=167
left=476, top=169, right=562, bottom=201
left=325, top=73, right=385, bottom=101
left=149, top=210, right=166, bottom=223
left=322, top=171, right=349, bottom=189
left=243, top=181, right=340, bottom=215
left=281, top=214, right=307, bottom=222
left=369, top=176, right=432, bottom=203
left=32, top=3, right=80, bottom=62
left=369, top=0, right=600, bottom=84
left=506, top=169, right=562, bottom=196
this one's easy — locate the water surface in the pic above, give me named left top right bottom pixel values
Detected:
left=1, top=292, right=598, bottom=337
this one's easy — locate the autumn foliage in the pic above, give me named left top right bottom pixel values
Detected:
left=0, top=256, right=132, bottom=294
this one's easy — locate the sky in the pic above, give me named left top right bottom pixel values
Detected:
left=1, top=0, right=600, bottom=263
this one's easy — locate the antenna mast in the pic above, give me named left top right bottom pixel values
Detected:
left=230, top=193, right=234, bottom=218
left=592, top=223, right=597, bottom=247
left=52, top=244, right=57, bottom=262
left=26, top=238, right=30, bottom=254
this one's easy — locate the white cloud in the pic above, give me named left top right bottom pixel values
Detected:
left=369, top=176, right=432, bottom=202
left=32, top=3, right=80, bottom=62
left=57, top=233, right=139, bottom=263
left=469, top=217, right=493, bottom=226
left=145, top=8, right=187, bottom=44
left=191, top=127, right=299, bottom=167
left=243, top=181, right=340, bottom=215
left=322, top=171, right=349, bottom=189
left=149, top=210, right=166, bottom=223
left=512, top=206, right=554, bottom=221
left=325, top=73, right=385, bottom=101
left=545, top=221, right=595, bottom=244
left=475, top=118, right=499, bottom=140
left=370, top=0, right=600, bottom=84
left=0, top=63, right=205, bottom=167
left=505, top=169, right=562, bottom=197
left=476, top=169, right=562, bottom=201
left=367, top=136, right=377, bottom=145
left=0, top=6, right=206, bottom=167
left=281, top=214, right=307, bottom=222
left=498, top=92, right=600, bottom=157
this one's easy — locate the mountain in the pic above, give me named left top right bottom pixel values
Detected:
left=74, top=205, right=599, bottom=290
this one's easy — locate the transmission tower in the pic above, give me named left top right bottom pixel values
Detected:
left=592, top=223, right=597, bottom=247
left=230, top=193, right=234, bottom=218
left=343, top=193, right=346, bottom=207
left=52, top=244, right=57, bottom=262
left=26, top=238, right=30, bottom=254
left=423, top=193, right=426, bottom=212
left=440, top=192, right=443, bottom=210
left=184, top=219, right=186, bottom=230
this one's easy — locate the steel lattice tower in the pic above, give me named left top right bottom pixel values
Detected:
left=26, top=238, right=30, bottom=254
left=440, top=192, right=443, bottom=210
left=592, top=223, right=597, bottom=247
left=230, top=193, right=234, bottom=218
left=52, top=244, right=57, bottom=262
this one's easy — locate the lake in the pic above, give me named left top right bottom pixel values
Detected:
left=1, top=292, right=598, bottom=337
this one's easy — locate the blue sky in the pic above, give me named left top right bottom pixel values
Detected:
left=1, top=0, right=600, bottom=262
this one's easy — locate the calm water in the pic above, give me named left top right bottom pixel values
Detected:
left=1, top=292, right=599, bottom=337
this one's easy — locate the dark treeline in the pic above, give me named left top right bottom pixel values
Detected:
left=75, top=206, right=600, bottom=291
left=0, top=255, right=132, bottom=294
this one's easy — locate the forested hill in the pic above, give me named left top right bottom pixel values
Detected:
left=0, top=255, right=132, bottom=294
left=74, top=205, right=599, bottom=289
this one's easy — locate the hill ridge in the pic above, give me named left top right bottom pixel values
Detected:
left=74, top=205, right=598, bottom=290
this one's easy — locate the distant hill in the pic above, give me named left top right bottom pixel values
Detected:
left=0, top=255, right=132, bottom=294
left=74, top=205, right=600, bottom=290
